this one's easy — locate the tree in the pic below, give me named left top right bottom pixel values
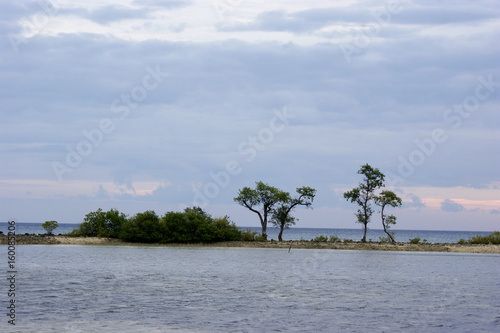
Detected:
left=42, top=220, right=58, bottom=235
left=120, top=210, right=161, bottom=243
left=270, top=186, right=316, bottom=241
left=234, top=181, right=289, bottom=240
left=73, top=208, right=127, bottom=237
left=374, top=190, right=402, bottom=242
left=344, top=163, right=385, bottom=242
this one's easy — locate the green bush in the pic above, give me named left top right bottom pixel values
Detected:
left=240, top=228, right=260, bottom=241
left=69, top=208, right=127, bottom=238
left=329, top=235, right=341, bottom=243
left=212, top=216, right=241, bottom=242
left=120, top=210, right=162, bottom=243
left=457, top=238, right=467, bottom=245
left=42, top=221, right=58, bottom=235
left=313, top=235, right=328, bottom=242
left=409, top=237, right=421, bottom=244
left=461, top=231, right=500, bottom=245
left=343, top=239, right=353, bottom=243
left=379, top=235, right=391, bottom=243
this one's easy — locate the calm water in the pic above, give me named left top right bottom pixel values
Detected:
left=0, top=222, right=495, bottom=243
left=1, top=245, right=499, bottom=332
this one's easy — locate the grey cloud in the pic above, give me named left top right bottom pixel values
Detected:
left=490, top=208, right=500, bottom=215
left=405, top=194, right=426, bottom=209
left=441, top=199, right=465, bottom=213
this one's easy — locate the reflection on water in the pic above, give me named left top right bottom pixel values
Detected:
left=3, top=245, right=500, bottom=332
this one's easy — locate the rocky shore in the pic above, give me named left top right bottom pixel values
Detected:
left=1, top=234, right=499, bottom=253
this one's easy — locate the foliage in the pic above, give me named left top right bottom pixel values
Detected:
left=69, top=209, right=127, bottom=238
left=378, top=235, right=393, bottom=243
left=343, top=239, right=353, bottom=243
left=409, top=237, right=421, bottom=244
left=374, top=191, right=402, bottom=243
left=120, top=210, right=162, bottom=243
left=42, top=221, right=58, bottom=235
left=234, top=181, right=290, bottom=240
left=240, top=228, right=260, bottom=241
left=313, top=235, right=329, bottom=242
left=329, top=235, right=341, bottom=243
left=344, top=164, right=385, bottom=242
left=459, top=231, right=500, bottom=245
left=270, top=186, right=316, bottom=241
left=212, top=216, right=242, bottom=242
left=119, top=207, right=243, bottom=243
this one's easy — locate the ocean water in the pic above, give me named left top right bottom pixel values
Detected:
left=0, top=222, right=495, bottom=244
left=1, top=245, right=499, bottom=332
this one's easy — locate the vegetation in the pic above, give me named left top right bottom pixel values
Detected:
left=240, top=228, right=261, bottom=241
left=374, top=191, right=402, bottom=242
left=234, top=182, right=315, bottom=240
left=344, top=164, right=386, bottom=242
left=69, top=207, right=244, bottom=243
left=234, top=181, right=289, bottom=240
left=409, top=237, right=421, bottom=244
left=329, top=235, right=341, bottom=243
left=270, top=186, right=316, bottom=241
left=313, top=235, right=329, bottom=242
left=457, top=231, right=500, bottom=245
left=42, top=220, right=58, bottom=235
left=67, top=208, right=127, bottom=238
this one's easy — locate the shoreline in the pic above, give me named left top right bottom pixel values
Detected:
left=1, top=234, right=499, bottom=253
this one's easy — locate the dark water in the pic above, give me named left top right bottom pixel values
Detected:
left=1, top=245, right=499, bottom=332
left=0, top=222, right=495, bottom=243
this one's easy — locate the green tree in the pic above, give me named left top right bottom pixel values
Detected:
left=344, top=163, right=385, bottom=242
left=75, top=208, right=127, bottom=237
left=270, top=186, right=316, bottom=241
left=234, top=181, right=289, bottom=240
left=120, top=210, right=161, bottom=243
left=374, top=190, right=402, bottom=242
left=42, top=220, right=58, bottom=235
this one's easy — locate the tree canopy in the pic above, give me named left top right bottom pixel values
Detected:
left=344, top=163, right=385, bottom=242
left=234, top=181, right=289, bottom=240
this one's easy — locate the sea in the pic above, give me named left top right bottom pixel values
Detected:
left=1, top=244, right=499, bottom=332
left=0, top=222, right=497, bottom=243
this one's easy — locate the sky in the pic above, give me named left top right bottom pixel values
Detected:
left=1, top=0, right=499, bottom=231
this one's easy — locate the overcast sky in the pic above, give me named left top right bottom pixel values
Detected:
left=1, top=0, right=499, bottom=231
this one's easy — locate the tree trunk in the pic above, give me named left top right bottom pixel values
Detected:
left=381, top=205, right=395, bottom=242
left=278, top=226, right=284, bottom=242
left=362, top=223, right=367, bottom=242
left=261, top=222, right=267, bottom=240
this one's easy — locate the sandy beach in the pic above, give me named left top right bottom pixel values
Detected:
left=1, top=234, right=499, bottom=253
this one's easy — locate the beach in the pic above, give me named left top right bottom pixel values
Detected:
left=2, top=234, right=499, bottom=253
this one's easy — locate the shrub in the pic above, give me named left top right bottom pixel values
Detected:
left=212, top=216, right=241, bottom=242
left=240, top=229, right=260, bottom=241
left=70, top=208, right=127, bottom=238
left=409, top=237, right=421, bottom=244
left=120, top=210, right=162, bottom=243
left=42, top=221, right=58, bottom=235
left=313, top=235, right=328, bottom=242
left=379, top=235, right=391, bottom=243
left=457, top=238, right=467, bottom=245
left=329, top=235, right=341, bottom=243
left=461, top=231, right=500, bottom=245
left=343, top=239, right=353, bottom=243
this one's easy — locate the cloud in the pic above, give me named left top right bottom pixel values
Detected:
left=405, top=194, right=426, bottom=209
left=441, top=199, right=465, bottom=213
left=490, top=208, right=500, bottom=215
